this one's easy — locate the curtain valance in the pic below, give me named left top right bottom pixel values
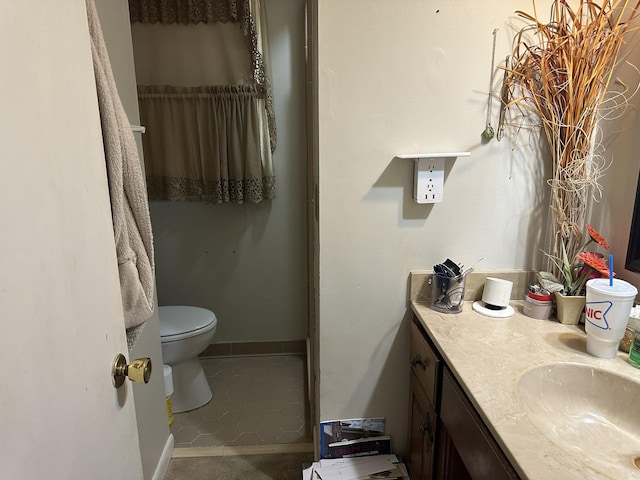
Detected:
left=138, top=84, right=275, bottom=204
left=129, top=0, right=247, bottom=25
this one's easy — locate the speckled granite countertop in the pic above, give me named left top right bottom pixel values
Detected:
left=409, top=271, right=640, bottom=480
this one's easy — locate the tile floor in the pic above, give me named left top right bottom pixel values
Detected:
left=165, top=452, right=314, bottom=480
left=170, top=355, right=312, bottom=448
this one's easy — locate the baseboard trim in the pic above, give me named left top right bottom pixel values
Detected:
left=201, top=340, right=307, bottom=358
left=171, top=443, right=314, bottom=458
left=151, top=433, right=174, bottom=480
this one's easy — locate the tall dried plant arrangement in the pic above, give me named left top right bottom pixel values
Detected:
left=505, top=0, right=640, bottom=283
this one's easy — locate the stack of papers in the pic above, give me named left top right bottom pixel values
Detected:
left=302, top=454, right=409, bottom=480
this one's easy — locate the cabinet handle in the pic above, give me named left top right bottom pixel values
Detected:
left=411, top=355, right=427, bottom=370
left=419, top=412, right=433, bottom=443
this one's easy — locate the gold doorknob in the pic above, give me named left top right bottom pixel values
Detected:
left=112, top=353, right=152, bottom=388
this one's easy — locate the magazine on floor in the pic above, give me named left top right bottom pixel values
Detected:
left=319, top=417, right=389, bottom=459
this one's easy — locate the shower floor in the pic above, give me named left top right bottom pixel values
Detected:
left=170, top=355, right=312, bottom=449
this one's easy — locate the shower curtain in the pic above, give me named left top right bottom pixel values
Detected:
left=129, top=0, right=276, bottom=204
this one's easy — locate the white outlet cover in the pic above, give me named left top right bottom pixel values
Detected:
left=414, top=157, right=444, bottom=203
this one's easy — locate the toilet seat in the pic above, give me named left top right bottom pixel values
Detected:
left=159, top=306, right=217, bottom=342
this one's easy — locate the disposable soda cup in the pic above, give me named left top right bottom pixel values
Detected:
left=585, top=278, right=638, bottom=359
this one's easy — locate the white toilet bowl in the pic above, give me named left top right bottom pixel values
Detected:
left=159, top=306, right=217, bottom=413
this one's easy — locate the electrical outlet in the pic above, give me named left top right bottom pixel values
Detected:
left=414, top=157, right=444, bottom=203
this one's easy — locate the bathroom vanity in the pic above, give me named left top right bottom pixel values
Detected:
left=407, top=271, right=640, bottom=480
left=408, top=318, right=519, bottom=479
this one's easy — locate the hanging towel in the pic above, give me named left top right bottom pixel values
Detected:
left=86, top=0, right=155, bottom=349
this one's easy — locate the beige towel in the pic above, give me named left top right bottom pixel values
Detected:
left=86, top=0, right=155, bottom=349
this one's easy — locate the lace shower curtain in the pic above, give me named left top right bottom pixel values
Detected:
left=129, top=0, right=276, bottom=204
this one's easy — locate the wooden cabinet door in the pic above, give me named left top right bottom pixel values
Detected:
left=440, top=368, right=520, bottom=480
left=408, top=371, right=436, bottom=480
left=436, top=426, right=472, bottom=480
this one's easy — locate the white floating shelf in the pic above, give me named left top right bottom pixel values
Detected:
left=397, top=152, right=470, bottom=204
left=398, top=152, right=470, bottom=159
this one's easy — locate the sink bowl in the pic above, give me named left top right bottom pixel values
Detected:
left=517, top=363, right=640, bottom=478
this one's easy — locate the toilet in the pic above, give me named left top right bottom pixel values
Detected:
left=158, top=306, right=218, bottom=413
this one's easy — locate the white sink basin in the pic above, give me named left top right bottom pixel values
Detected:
left=517, top=363, right=640, bottom=478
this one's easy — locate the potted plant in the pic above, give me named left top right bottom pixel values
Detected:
left=503, top=0, right=639, bottom=322
left=538, top=224, right=613, bottom=323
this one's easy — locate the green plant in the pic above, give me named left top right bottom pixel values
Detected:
left=538, top=224, right=613, bottom=295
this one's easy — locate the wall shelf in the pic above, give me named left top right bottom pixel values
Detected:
left=397, top=152, right=470, bottom=160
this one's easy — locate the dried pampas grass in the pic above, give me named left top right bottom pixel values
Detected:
left=504, top=0, right=640, bottom=277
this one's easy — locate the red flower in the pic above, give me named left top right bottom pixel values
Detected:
left=586, top=224, right=609, bottom=250
left=578, top=251, right=613, bottom=278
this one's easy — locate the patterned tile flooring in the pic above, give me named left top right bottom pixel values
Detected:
left=170, top=355, right=312, bottom=448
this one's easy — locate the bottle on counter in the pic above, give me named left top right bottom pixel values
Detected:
left=628, top=306, right=640, bottom=369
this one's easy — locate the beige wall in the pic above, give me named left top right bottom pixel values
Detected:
left=315, top=0, right=640, bottom=457
left=146, top=0, right=308, bottom=344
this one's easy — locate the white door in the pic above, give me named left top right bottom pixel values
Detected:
left=0, top=1, right=143, bottom=479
